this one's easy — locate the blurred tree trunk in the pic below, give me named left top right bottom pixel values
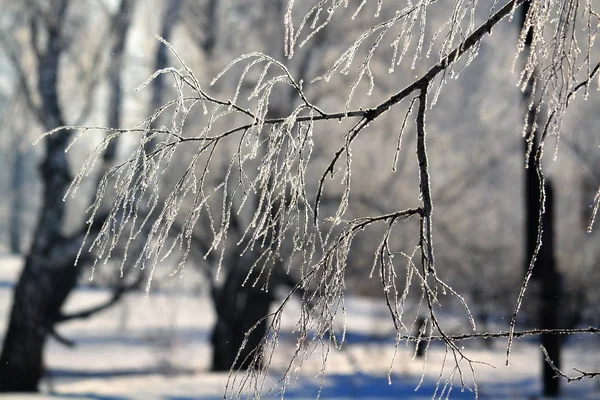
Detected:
left=208, top=0, right=322, bottom=371
left=9, top=147, right=25, bottom=254
left=102, top=0, right=136, bottom=170
left=182, top=0, right=218, bottom=56
left=209, top=198, right=281, bottom=371
left=0, top=2, right=72, bottom=390
left=519, top=4, right=562, bottom=397
left=148, top=0, right=182, bottom=133
left=211, top=255, right=274, bottom=371
left=0, top=0, right=135, bottom=391
left=2, top=88, right=28, bottom=254
left=539, top=182, right=561, bottom=397
left=414, top=316, right=427, bottom=358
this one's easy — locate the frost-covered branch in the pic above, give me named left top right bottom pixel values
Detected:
left=541, top=345, right=600, bottom=382
left=44, top=0, right=600, bottom=397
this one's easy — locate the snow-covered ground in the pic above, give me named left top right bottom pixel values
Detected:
left=1, top=254, right=599, bottom=399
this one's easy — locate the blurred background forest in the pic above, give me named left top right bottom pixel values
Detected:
left=0, top=0, right=599, bottom=398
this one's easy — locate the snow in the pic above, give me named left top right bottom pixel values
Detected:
left=0, top=254, right=599, bottom=399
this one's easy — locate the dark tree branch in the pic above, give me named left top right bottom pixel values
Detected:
left=49, top=327, right=75, bottom=348
left=405, top=327, right=600, bottom=342
left=541, top=345, right=600, bottom=382
left=56, top=270, right=144, bottom=324
left=416, top=85, right=434, bottom=272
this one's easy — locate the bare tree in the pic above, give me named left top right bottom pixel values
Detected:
left=0, top=0, right=137, bottom=391
left=45, top=0, right=600, bottom=398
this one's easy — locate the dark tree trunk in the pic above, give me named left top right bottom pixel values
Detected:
left=0, top=0, right=134, bottom=391
left=414, top=316, right=427, bottom=358
left=211, top=259, right=274, bottom=371
left=0, top=251, right=83, bottom=391
left=207, top=0, right=304, bottom=373
left=540, top=182, right=561, bottom=397
left=519, top=5, right=562, bottom=396
left=0, top=3, right=71, bottom=389
left=208, top=200, right=291, bottom=372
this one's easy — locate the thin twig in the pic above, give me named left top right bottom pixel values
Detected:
left=541, top=345, right=600, bottom=382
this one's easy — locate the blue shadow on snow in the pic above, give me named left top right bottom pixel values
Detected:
left=278, top=372, right=477, bottom=399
